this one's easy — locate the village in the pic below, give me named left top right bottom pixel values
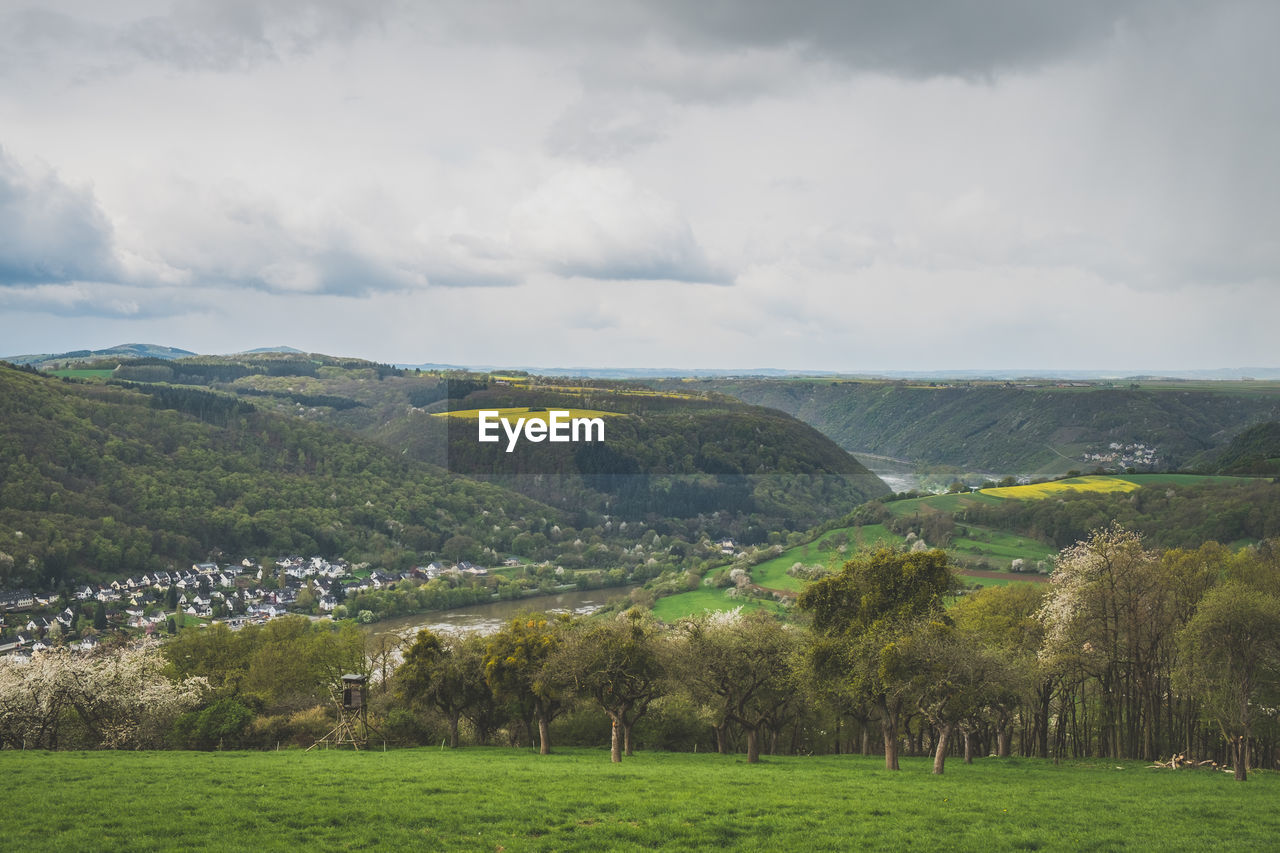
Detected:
left=1082, top=441, right=1161, bottom=468
left=0, top=554, right=502, bottom=658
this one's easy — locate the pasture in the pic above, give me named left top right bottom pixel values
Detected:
left=751, top=524, right=903, bottom=592
left=1, top=749, right=1276, bottom=851
left=651, top=587, right=780, bottom=623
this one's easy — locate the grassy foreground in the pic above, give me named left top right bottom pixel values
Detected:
left=3, top=748, right=1277, bottom=851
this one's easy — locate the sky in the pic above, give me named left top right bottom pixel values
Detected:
left=1, top=0, right=1277, bottom=372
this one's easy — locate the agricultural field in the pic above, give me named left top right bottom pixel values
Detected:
left=751, top=524, right=903, bottom=592
left=1114, top=473, right=1261, bottom=487
left=432, top=407, right=624, bottom=421
left=950, top=526, right=1058, bottom=572
left=2, top=749, right=1277, bottom=851
left=650, top=587, right=781, bottom=623
left=980, top=476, right=1141, bottom=500
left=883, top=491, right=1004, bottom=517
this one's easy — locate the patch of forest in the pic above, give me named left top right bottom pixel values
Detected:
left=688, top=379, right=1280, bottom=475
left=0, top=365, right=559, bottom=590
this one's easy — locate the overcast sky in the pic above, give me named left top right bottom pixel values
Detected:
left=1, top=0, right=1277, bottom=371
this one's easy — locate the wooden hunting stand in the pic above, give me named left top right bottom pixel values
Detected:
left=307, top=674, right=382, bottom=750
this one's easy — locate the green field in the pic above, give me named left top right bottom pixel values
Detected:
left=650, top=587, right=780, bottom=622
left=883, top=491, right=1004, bottom=517
left=951, top=525, right=1058, bottom=571
left=1, top=749, right=1276, bottom=851
left=1115, top=473, right=1262, bottom=486
left=751, top=524, right=904, bottom=591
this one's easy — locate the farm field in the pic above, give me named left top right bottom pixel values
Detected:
left=951, top=525, right=1058, bottom=571
left=1, top=749, right=1277, bottom=851
left=980, top=475, right=1141, bottom=500
left=751, top=524, right=903, bottom=591
left=883, top=491, right=1004, bottom=516
left=1115, top=473, right=1261, bottom=487
left=651, top=587, right=780, bottom=623
left=432, top=407, right=623, bottom=421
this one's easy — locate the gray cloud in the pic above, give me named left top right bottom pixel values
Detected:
left=0, top=148, right=120, bottom=286
left=2, top=0, right=390, bottom=77
left=118, top=0, right=390, bottom=71
left=641, top=0, right=1145, bottom=79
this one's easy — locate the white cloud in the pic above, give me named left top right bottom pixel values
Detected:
left=510, top=166, right=730, bottom=284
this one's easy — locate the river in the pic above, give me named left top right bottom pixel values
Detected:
left=369, top=583, right=641, bottom=638
left=852, top=452, right=923, bottom=493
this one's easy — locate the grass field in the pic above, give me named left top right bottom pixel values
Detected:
left=1115, top=473, right=1261, bottom=486
left=1, top=749, right=1276, bottom=851
left=883, top=491, right=1004, bottom=517
left=951, top=525, right=1058, bottom=570
left=650, top=588, right=780, bottom=622
left=750, top=524, right=904, bottom=591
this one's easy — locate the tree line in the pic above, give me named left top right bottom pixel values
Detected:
left=8, top=528, right=1276, bottom=783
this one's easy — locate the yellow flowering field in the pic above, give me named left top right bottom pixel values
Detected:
left=432, top=407, right=623, bottom=421
left=980, top=475, right=1141, bottom=500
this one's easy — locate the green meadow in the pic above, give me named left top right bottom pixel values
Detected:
left=1, top=749, right=1276, bottom=851
left=951, top=525, right=1058, bottom=570
left=650, top=587, right=780, bottom=623
left=751, top=524, right=904, bottom=591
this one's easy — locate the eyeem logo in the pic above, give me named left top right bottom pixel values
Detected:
left=478, top=410, right=605, bottom=452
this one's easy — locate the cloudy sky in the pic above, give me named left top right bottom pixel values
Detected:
left=1, top=0, right=1277, bottom=371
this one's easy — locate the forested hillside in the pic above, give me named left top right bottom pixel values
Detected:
left=380, top=383, right=888, bottom=529
left=1198, top=421, right=1280, bottom=475
left=687, top=379, right=1280, bottom=475
left=0, top=365, right=559, bottom=590
left=90, top=355, right=890, bottom=536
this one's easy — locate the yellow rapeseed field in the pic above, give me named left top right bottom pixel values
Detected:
left=432, top=407, right=623, bottom=421
left=980, top=476, right=1141, bottom=500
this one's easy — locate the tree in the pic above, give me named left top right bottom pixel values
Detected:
left=399, top=630, right=486, bottom=748
left=798, top=547, right=954, bottom=769
left=484, top=614, right=571, bottom=754
left=898, top=619, right=1008, bottom=773
left=1175, top=581, right=1280, bottom=781
left=952, top=584, right=1047, bottom=757
left=1039, top=525, right=1173, bottom=760
left=552, top=609, right=667, bottom=762
left=0, top=642, right=206, bottom=750
left=93, top=601, right=108, bottom=631
left=677, top=609, right=799, bottom=763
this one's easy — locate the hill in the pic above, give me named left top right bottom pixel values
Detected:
left=0, top=364, right=561, bottom=590
left=1197, top=421, right=1280, bottom=475
left=91, top=356, right=891, bottom=538
left=3, top=343, right=197, bottom=369
left=681, top=379, right=1280, bottom=477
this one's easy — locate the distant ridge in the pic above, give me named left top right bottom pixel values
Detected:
left=393, top=363, right=1280, bottom=381
left=234, top=346, right=305, bottom=355
left=4, top=342, right=1277, bottom=381
left=1, top=343, right=196, bottom=368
